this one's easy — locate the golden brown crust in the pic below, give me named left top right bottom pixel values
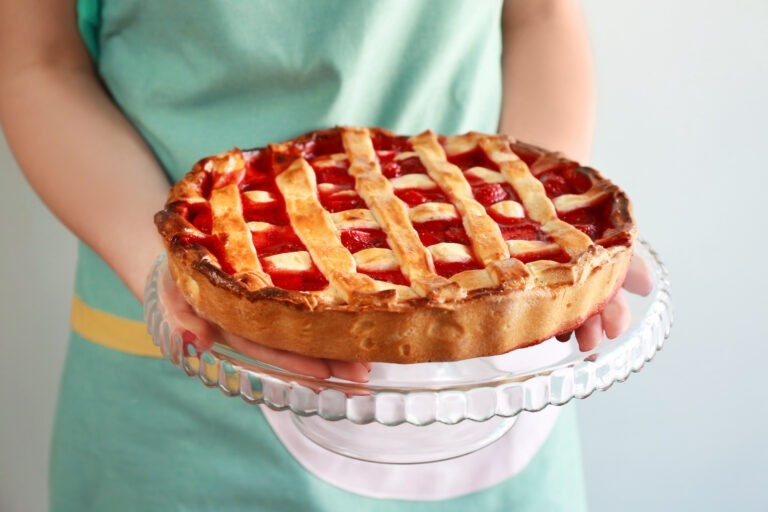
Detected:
left=155, top=127, right=636, bottom=363
left=163, top=243, right=631, bottom=362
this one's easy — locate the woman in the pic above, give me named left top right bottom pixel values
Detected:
left=0, top=1, right=649, bottom=510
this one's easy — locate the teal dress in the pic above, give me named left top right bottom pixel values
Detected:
left=52, top=1, right=588, bottom=510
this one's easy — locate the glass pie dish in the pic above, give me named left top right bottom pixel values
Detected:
left=144, top=239, right=671, bottom=463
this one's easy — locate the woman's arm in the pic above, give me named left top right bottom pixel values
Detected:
left=499, top=0, right=594, bottom=162
left=0, top=0, right=168, bottom=302
left=0, top=1, right=371, bottom=380
left=500, top=1, right=651, bottom=349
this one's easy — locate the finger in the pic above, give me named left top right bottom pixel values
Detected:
left=326, top=360, right=372, bottom=383
left=602, top=291, right=631, bottom=339
left=158, top=268, right=184, bottom=304
left=158, top=273, right=218, bottom=349
left=624, top=253, right=653, bottom=296
left=172, top=304, right=217, bottom=340
left=164, top=293, right=217, bottom=343
left=158, top=271, right=193, bottom=318
left=575, top=314, right=603, bottom=352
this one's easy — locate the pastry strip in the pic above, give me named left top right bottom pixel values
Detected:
left=341, top=127, right=460, bottom=300
left=411, top=131, right=510, bottom=267
left=411, top=132, right=529, bottom=288
left=553, top=182, right=613, bottom=213
left=208, top=154, right=265, bottom=276
left=480, top=137, right=592, bottom=257
left=275, top=158, right=378, bottom=302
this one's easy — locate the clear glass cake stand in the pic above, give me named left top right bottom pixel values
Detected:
left=144, top=240, right=671, bottom=464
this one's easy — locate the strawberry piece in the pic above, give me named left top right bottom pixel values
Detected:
left=340, top=229, right=388, bottom=253
left=251, top=226, right=305, bottom=257
left=560, top=208, right=596, bottom=225
left=248, top=207, right=290, bottom=226
left=381, top=160, right=402, bottom=178
left=448, top=148, right=498, bottom=170
left=507, top=143, right=540, bottom=166
left=315, top=166, right=354, bottom=185
left=199, top=172, right=213, bottom=199
left=413, top=220, right=468, bottom=245
left=400, top=157, right=426, bottom=175
left=325, top=195, right=366, bottom=213
left=261, top=259, right=328, bottom=291
left=434, top=260, right=481, bottom=278
left=541, top=173, right=570, bottom=198
left=312, top=131, right=344, bottom=156
left=176, top=202, right=213, bottom=234
left=515, top=247, right=571, bottom=264
left=499, top=223, right=538, bottom=241
left=372, top=132, right=410, bottom=152
left=240, top=173, right=271, bottom=191
left=564, top=167, right=593, bottom=194
left=269, top=272, right=304, bottom=291
left=397, top=189, right=429, bottom=206
left=359, top=269, right=409, bottom=286
left=414, top=228, right=441, bottom=246
left=573, top=223, right=600, bottom=240
left=444, top=225, right=470, bottom=245
left=560, top=207, right=603, bottom=240
left=423, top=189, right=449, bottom=202
left=190, top=207, right=212, bottom=234
left=299, top=269, right=330, bottom=291
left=473, top=183, right=508, bottom=206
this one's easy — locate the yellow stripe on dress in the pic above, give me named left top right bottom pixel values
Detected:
left=70, top=296, right=162, bottom=358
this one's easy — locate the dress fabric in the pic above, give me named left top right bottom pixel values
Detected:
left=51, top=1, right=588, bottom=510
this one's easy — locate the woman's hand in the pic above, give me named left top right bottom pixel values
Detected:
left=560, top=254, right=654, bottom=351
left=158, top=269, right=372, bottom=383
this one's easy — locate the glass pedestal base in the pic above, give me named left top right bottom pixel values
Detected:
left=293, top=414, right=518, bottom=464
left=144, top=240, right=671, bottom=463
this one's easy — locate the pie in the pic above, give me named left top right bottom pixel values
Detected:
left=155, top=127, right=635, bottom=363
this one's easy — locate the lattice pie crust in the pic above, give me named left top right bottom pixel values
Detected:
left=156, top=127, right=635, bottom=362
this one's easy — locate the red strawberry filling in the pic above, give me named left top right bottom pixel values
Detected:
left=447, top=147, right=499, bottom=170
left=358, top=269, right=410, bottom=286
left=251, top=225, right=305, bottom=257
left=265, top=268, right=329, bottom=292
left=394, top=188, right=448, bottom=206
left=339, top=229, right=389, bottom=253
left=473, top=183, right=509, bottom=206
left=175, top=133, right=617, bottom=292
left=412, top=219, right=470, bottom=246
left=434, top=259, right=482, bottom=278
left=314, top=165, right=355, bottom=185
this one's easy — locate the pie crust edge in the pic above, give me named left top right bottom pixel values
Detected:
left=162, top=242, right=632, bottom=362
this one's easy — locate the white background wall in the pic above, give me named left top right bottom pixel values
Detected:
left=1, top=2, right=766, bottom=511
left=579, top=2, right=768, bottom=510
